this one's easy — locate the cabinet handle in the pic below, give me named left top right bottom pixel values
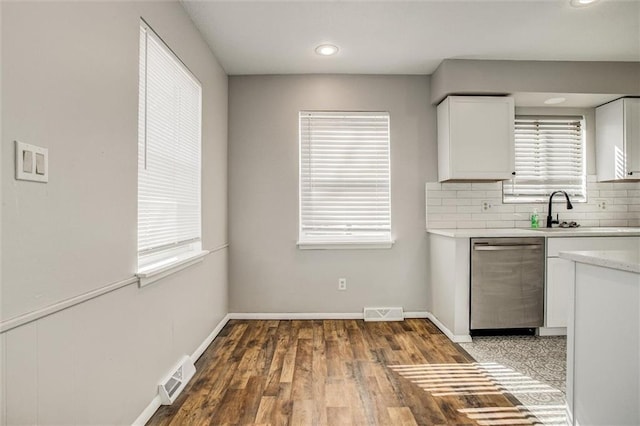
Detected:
left=628, top=171, right=640, bottom=176
left=512, top=171, right=516, bottom=176
left=474, top=244, right=542, bottom=251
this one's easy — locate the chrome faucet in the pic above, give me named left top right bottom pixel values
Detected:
left=547, top=191, right=573, bottom=228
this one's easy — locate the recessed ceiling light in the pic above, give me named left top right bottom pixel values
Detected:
left=544, top=97, right=567, bottom=105
left=570, top=0, right=599, bottom=7
left=315, top=44, right=339, bottom=56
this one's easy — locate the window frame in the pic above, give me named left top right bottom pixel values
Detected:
left=297, top=110, right=393, bottom=250
left=503, top=114, right=587, bottom=204
left=136, top=20, right=207, bottom=286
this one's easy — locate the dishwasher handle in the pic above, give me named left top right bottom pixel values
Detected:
left=473, top=244, right=542, bottom=251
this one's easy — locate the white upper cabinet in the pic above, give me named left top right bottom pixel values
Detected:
left=437, top=96, right=515, bottom=182
left=596, top=97, right=640, bottom=181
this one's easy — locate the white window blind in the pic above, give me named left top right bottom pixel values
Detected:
left=299, top=111, right=391, bottom=245
left=138, top=23, right=202, bottom=270
left=503, top=115, right=586, bottom=203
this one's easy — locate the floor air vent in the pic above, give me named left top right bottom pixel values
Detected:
left=363, top=307, right=404, bottom=322
left=158, top=355, right=196, bottom=405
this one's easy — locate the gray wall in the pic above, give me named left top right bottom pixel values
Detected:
left=228, top=75, right=435, bottom=314
left=1, top=2, right=228, bottom=424
left=431, top=59, right=640, bottom=105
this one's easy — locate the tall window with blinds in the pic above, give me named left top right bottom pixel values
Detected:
left=138, top=23, right=203, bottom=271
left=299, top=111, right=392, bottom=247
left=503, top=116, right=586, bottom=203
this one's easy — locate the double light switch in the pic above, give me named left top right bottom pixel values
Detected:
left=16, top=141, right=48, bottom=182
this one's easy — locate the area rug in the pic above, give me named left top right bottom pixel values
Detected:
left=459, top=335, right=568, bottom=425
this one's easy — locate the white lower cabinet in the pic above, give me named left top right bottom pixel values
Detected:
left=545, top=236, right=640, bottom=329
left=545, top=258, right=573, bottom=328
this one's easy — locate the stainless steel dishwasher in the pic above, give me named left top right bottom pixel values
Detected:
left=470, top=237, right=545, bottom=330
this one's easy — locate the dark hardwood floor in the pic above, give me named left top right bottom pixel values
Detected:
left=148, top=319, right=534, bottom=425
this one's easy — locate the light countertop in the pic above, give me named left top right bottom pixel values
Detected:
left=559, top=250, right=640, bottom=274
left=427, top=227, right=640, bottom=238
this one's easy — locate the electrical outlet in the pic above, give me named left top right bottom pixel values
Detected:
left=482, top=200, right=493, bottom=211
left=338, top=278, right=347, bottom=291
left=598, top=200, right=607, bottom=210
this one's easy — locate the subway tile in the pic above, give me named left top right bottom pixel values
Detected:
left=429, top=190, right=457, bottom=198
left=428, top=205, right=457, bottom=213
left=484, top=190, right=503, bottom=198
left=599, top=219, right=629, bottom=227
left=611, top=181, right=640, bottom=190
left=456, top=221, right=487, bottom=229
left=456, top=190, right=487, bottom=198
left=628, top=219, right=640, bottom=227
left=515, top=204, right=544, bottom=213
left=427, top=221, right=457, bottom=229
left=587, top=175, right=597, bottom=182
left=629, top=205, right=640, bottom=212
left=489, top=205, right=515, bottom=213
left=426, top=182, right=441, bottom=191
left=599, top=190, right=627, bottom=198
left=472, top=182, right=501, bottom=190
left=426, top=198, right=442, bottom=206
left=614, top=197, right=640, bottom=204
left=486, top=221, right=515, bottom=228
left=580, top=220, right=600, bottom=227
left=628, top=190, right=640, bottom=197
left=428, top=213, right=472, bottom=221
left=514, top=220, right=532, bottom=228
left=443, top=198, right=473, bottom=206
left=587, top=182, right=613, bottom=190
left=586, top=190, right=599, bottom=199
left=457, top=205, right=482, bottom=213
left=442, top=182, right=472, bottom=190
left=472, top=213, right=503, bottom=221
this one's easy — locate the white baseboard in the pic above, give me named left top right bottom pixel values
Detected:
left=228, top=312, right=363, bottom=320
left=132, top=395, right=161, bottom=426
left=191, top=314, right=231, bottom=363
left=132, top=313, right=231, bottom=426
left=538, top=326, right=567, bottom=336
left=228, top=311, right=429, bottom=321
left=404, top=311, right=429, bottom=319
left=425, top=312, right=472, bottom=343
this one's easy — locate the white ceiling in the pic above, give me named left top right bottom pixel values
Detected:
left=181, top=0, right=640, bottom=76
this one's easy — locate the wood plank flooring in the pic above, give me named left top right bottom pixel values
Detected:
left=147, top=319, right=531, bottom=426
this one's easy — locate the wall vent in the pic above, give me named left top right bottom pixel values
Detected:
left=363, top=307, right=404, bottom=322
left=158, top=355, right=196, bottom=405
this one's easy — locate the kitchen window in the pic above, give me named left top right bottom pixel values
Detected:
left=298, top=111, right=392, bottom=248
left=137, top=21, right=205, bottom=285
left=503, top=115, right=586, bottom=203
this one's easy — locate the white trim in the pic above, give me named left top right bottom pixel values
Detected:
left=137, top=250, right=210, bottom=288
left=191, top=314, right=231, bottom=363
left=132, top=395, right=162, bottom=426
left=1, top=244, right=228, bottom=334
left=132, top=313, right=231, bottom=426
left=404, top=311, right=429, bottom=319
left=228, top=312, right=364, bottom=320
left=425, top=312, right=472, bottom=343
left=228, top=311, right=428, bottom=321
left=297, top=240, right=394, bottom=250
left=538, top=326, right=567, bottom=336
left=0, top=276, right=138, bottom=333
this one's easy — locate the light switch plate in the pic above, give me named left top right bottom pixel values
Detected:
left=15, top=141, right=48, bottom=183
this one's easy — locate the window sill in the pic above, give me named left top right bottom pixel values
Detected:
left=297, top=240, right=394, bottom=250
left=137, top=250, right=210, bottom=287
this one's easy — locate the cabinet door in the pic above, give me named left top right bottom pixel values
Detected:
left=546, top=257, right=573, bottom=328
left=596, top=99, right=625, bottom=181
left=624, top=98, right=640, bottom=177
left=440, top=96, right=515, bottom=181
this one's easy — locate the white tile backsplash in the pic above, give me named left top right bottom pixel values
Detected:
left=426, top=176, right=640, bottom=229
